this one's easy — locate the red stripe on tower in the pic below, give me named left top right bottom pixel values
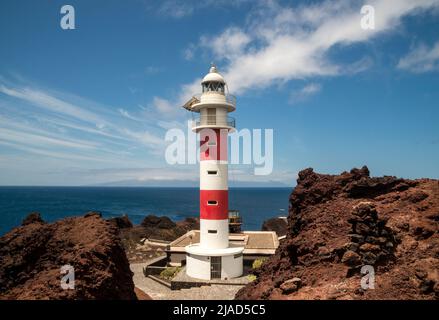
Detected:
left=200, top=129, right=228, bottom=161
left=199, top=190, right=228, bottom=220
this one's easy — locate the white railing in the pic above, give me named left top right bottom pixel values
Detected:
left=193, top=115, right=235, bottom=128
left=225, top=94, right=236, bottom=107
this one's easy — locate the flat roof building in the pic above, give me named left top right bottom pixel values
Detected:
left=166, top=230, right=279, bottom=267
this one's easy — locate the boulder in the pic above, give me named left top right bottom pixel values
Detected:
left=280, top=277, right=301, bottom=294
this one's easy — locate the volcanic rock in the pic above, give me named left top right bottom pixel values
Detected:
left=280, top=278, right=301, bottom=294
left=0, top=212, right=136, bottom=300
left=262, top=217, right=288, bottom=236
left=235, top=166, right=439, bottom=300
left=117, top=215, right=199, bottom=263
left=141, top=215, right=176, bottom=229
left=108, top=214, right=133, bottom=229
left=341, top=251, right=361, bottom=267
left=21, top=212, right=45, bottom=226
left=120, top=215, right=199, bottom=244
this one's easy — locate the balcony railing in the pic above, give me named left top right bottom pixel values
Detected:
left=225, top=94, right=236, bottom=107
left=193, top=115, right=235, bottom=128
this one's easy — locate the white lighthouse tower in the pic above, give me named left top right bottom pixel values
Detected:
left=182, top=64, right=244, bottom=280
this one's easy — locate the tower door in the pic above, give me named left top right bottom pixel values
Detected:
left=210, top=256, right=221, bottom=279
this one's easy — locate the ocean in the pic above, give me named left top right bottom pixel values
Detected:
left=0, top=187, right=291, bottom=236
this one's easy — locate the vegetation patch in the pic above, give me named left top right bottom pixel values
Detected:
left=247, top=274, right=257, bottom=282
left=252, top=258, right=268, bottom=270
left=159, top=266, right=182, bottom=280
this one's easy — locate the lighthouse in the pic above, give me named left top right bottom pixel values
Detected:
left=182, top=64, right=244, bottom=280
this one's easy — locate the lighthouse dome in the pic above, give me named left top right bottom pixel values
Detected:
left=201, top=65, right=225, bottom=84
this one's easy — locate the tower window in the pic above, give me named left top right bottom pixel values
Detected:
left=207, top=170, right=218, bottom=175
left=207, top=200, right=218, bottom=205
left=202, top=82, right=225, bottom=93
left=208, top=230, right=217, bottom=234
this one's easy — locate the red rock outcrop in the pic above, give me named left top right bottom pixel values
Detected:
left=262, top=217, right=288, bottom=237
left=0, top=212, right=137, bottom=300
left=236, top=166, right=438, bottom=300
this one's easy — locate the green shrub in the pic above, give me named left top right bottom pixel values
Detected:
left=247, top=274, right=257, bottom=282
left=252, top=258, right=268, bottom=270
left=159, top=266, right=181, bottom=280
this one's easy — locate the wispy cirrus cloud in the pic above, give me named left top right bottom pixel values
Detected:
left=289, top=83, right=322, bottom=105
left=0, top=84, right=107, bottom=127
left=0, top=76, right=168, bottom=168
left=397, top=41, right=439, bottom=73
left=155, top=0, right=250, bottom=19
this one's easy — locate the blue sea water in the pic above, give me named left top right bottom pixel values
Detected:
left=0, top=187, right=291, bottom=236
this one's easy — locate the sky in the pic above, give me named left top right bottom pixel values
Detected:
left=0, top=0, right=438, bottom=187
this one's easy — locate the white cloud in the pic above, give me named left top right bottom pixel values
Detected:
left=157, top=0, right=195, bottom=18
left=219, top=0, right=439, bottom=93
left=0, top=127, right=97, bottom=150
left=118, top=108, right=141, bottom=121
left=0, top=77, right=174, bottom=167
left=201, top=27, right=251, bottom=60
left=150, top=96, right=180, bottom=116
left=0, top=140, right=107, bottom=162
left=121, top=128, right=163, bottom=147
left=145, top=66, right=162, bottom=75
left=301, top=83, right=321, bottom=95
left=156, top=0, right=439, bottom=110
left=0, top=85, right=107, bottom=127
left=156, top=0, right=251, bottom=19
left=397, top=41, right=439, bottom=73
left=183, top=45, right=195, bottom=60
left=289, top=83, right=322, bottom=104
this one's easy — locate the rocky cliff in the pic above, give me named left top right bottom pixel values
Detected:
left=0, top=212, right=137, bottom=300
left=236, top=166, right=438, bottom=300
